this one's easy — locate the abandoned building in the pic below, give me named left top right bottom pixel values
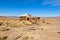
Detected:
left=19, top=14, right=40, bottom=23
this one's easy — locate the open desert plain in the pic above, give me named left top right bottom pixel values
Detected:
left=0, top=15, right=60, bottom=40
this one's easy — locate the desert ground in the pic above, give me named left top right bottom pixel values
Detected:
left=0, top=16, right=60, bottom=40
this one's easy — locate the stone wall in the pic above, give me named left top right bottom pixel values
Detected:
left=19, top=16, right=40, bottom=23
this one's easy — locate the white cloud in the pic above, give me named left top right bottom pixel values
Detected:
left=43, top=0, right=60, bottom=6
left=3, top=0, right=60, bottom=6
left=23, top=0, right=60, bottom=6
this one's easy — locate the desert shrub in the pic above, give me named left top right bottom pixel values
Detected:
left=42, top=20, right=45, bottom=23
left=2, top=36, right=8, bottom=39
left=8, top=22, right=19, bottom=27
left=0, top=36, right=8, bottom=40
left=41, top=28, right=44, bottom=30
left=0, top=27, right=10, bottom=31
left=30, top=37, right=33, bottom=39
left=0, top=22, right=3, bottom=26
left=57, top=32, right=60, bottom=33
left=46, top=22, right=50, bottom=24
left=22, top=36, right=29, bottom=40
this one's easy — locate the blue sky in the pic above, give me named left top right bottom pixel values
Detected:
left=0, top=0, right=60, bottom=17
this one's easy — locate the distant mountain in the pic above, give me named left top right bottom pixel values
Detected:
left=0, top=16, right=19, bottom=18
left=0, top=16, right=7, bottom=18
left=6, top=16, right=19, bottom=18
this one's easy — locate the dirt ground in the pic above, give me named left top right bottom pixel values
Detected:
left=0, top=17, right=60, bottom=40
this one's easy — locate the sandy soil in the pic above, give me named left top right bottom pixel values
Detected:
left=0, top=17, right=60, bottom=40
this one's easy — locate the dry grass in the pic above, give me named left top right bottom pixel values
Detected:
left=0, top=17, right=60, bottom=40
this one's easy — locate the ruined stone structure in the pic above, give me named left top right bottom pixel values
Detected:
left=19, top=14, right=40, bottom=23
